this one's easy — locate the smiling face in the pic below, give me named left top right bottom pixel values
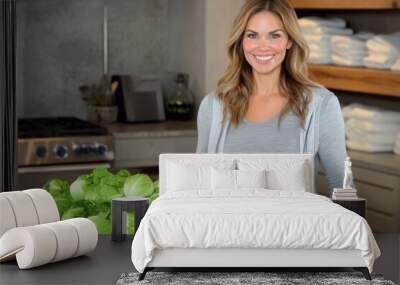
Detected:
left=242, top=10, right=292, bottom=77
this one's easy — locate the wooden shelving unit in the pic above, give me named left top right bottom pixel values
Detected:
left=308, top=64, right=400, bottom=98
left=289, top=0, right=400, bottom=9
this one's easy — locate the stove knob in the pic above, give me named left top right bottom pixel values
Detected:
left=82, top=145, right=92, bottom=154
left=96, top=144, right=108, bottom=155
left=54, top=145, right=68, bottom=159
left=35, top=145, right=47, bottom=158
left=73, top=144, right=82, bottom=155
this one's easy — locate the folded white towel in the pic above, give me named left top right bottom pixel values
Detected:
left=366, top=32, right=400, bottom=54
left=308, top=54, right=332, bottom=64
left=301, top=26, right=354, bottom=36
left=299, top=16, right=346, bottom=29
left=391, top=56, right=400, bottom=71
left=342, top=103, right=400, bottom=122
left=309, top=43, right=331, bottom=52
left=346, top=128, right=397, bottom=145
left=332, top=54, right=364, bottom=67
left=363, top=53, right=398, bottom=69
left=345, top=118, right=400, bottom=133
left=308, top=52, right=332, bottom=64
left=331, top=35, right=367, bottom=47
left=354, top=31, right=375, bottom=41
left=304, top=34, right=331, bottom=43
left=346, top=139, right=395, bottom=152
left=332, top=48, right=367, bottom=59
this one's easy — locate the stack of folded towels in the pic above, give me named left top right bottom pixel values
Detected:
left=342, top=103, right=400, bottom=152
left=391, top=56, right=400, bottom=71
left=363, top=32, right=400, bottom=69
left=331, top=32, right=374, bottom=67
left=332, top=188, right=358, bottom=200
left=395, top=133, right=400, bottom=155
left=299, top=16, right=353, bottom=64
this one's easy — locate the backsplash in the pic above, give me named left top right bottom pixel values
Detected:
left=16, top=0, right=171, bottom=119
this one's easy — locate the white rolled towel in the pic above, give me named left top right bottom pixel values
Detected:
left=0, top=218, right=97, bottom=269
left=0, top=191, right=39, bottom=227
left=23, top=189, right=60, bottom=224
left=64, top=218, right=98, bottom=257
left=0, top=189, right=60, bottom=238
left=0, top=226, right=57, bottom=268
left=0, top=196, right=17, bottom=237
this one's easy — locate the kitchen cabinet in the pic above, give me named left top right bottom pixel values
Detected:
left=316, top=154, right=400, bottom=233
left=316, top=152, right=400, bottom=283
left=107, top=121, right=197, bottom=168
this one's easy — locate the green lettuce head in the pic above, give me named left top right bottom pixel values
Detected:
left=43, top=179, right=72, bottom=216
left=123, top=174, right=154, bottom=198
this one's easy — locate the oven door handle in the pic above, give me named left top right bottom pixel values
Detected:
left=18, top=163, right=111, bottom=174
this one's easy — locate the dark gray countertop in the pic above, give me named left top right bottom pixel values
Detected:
left=106, top=120, right=197, bottom=138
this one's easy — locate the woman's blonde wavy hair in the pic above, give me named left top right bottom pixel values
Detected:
left=217, top=0, right=321, bottom=129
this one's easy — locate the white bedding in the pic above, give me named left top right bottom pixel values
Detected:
left=131, top=190, right=380, bottom=273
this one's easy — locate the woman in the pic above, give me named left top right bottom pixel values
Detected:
left=196, top=0, right=347, bottom=194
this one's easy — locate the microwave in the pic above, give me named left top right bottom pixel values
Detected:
left=112, top=75, right=166, bottom=123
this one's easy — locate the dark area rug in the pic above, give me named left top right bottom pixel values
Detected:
left=116, top=271, right=396, bottom=285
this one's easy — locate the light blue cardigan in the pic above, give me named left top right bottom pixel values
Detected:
left=196, top=86, right=348, bottom=193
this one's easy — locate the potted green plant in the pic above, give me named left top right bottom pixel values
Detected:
left=80, top=74, right=118, bottom=124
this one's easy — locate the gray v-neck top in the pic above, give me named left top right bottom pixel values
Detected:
left=223, top=111, right=301, bottom=153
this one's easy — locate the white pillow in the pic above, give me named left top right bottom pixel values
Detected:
left=211, top=168, right=268, bottom=191
left=167, top=162, right=210, bottom=191
left=237, top=159, right=309, bottom=192
left=166, top=159, right=236, bottom=192
left=211, top=168, right=236, bottom=190
left=236, top=169, right=267, bottom=189
left=267, top=163, right=307, bottom=191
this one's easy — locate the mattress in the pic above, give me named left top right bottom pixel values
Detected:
left=131, top=190, right=380, bottom=273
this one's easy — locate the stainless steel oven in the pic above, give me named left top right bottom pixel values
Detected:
left=17, top=117, right=114, bottom=190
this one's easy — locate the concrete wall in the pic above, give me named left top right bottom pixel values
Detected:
left=168, top=0, right=206, bottom=111
left=17, top=0, right=170, bottom=119
left=16, top=0, right=247, bottom=119
left=204, top=0, right=244, bottom=94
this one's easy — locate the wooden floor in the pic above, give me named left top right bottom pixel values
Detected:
left=0, top=236, right=134, bottom=285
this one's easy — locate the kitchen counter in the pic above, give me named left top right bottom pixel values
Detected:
left=106, top=120, right=196, bottom=139
left=107, top=121, right=400, bottom=176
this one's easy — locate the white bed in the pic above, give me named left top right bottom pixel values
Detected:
left=131, top=153, right=380, bottom=281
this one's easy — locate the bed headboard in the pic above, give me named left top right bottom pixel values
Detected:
left=159, top=153, right=315, bottom=195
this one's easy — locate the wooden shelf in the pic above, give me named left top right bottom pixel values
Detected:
left=289, top=0, right=400, bottom=9
left=308, top=64, right=400, bottom=97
